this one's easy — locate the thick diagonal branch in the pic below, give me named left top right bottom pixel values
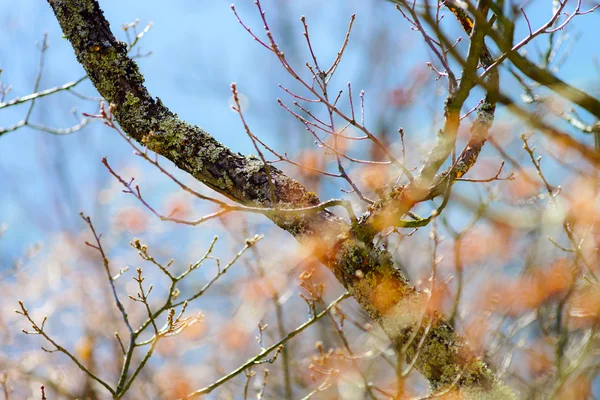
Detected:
left=46, top=0, right=512, bottom=396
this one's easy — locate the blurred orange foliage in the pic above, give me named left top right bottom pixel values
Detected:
left=113, top=207, right=148, bottom=234
left=484, top=259, right=574, bottom=316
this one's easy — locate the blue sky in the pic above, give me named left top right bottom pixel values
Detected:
left=2, top=0, right=600, bottom=397
left=1, top=0, right=599, bottom=278
left=0, top=0, right=599, bottom=292
left=0, top=0, right=424, bottom=257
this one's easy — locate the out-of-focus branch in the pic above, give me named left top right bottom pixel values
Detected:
left=415, top=1, right=600, bottom=166
left=45, top=0, right=513, bottom=396
left=0, top=34, right=91, bottom=137
left=182, top=293, right=350, bottom=399
left=364, top=0, right=498, bottom=231
left=457, top=0, right=600, bottom=119
left=0, top=76, right=87, bottom=110
left=16, top=302, right=115, bottom=396
left=0, top=19, right=151, bottom=137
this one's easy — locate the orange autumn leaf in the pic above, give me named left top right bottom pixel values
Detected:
left=114, top=207, right=148, bottom=234
left=240, top=277, right=271, bottom=300
left=158, top=370, right=192, bottom=399
left=297, top=149, right=325, bottom=177
left=182, top=316, right=208, bottom=339
left=565, top=177, right=600, bottom=225
left=459, top=227, right=510, bottom=266
left=525, top=341, right=554, bottom=377
left=541, top=259, right=575, bottom=295
left=164, top=195, right=192, bottom=219
left=239, top=271, right=286, bottom=302
left=218, top=322, right=251, bottom=351
left=325, top=132, right=350, bottom=154
left=358, top=165, right=389, bottom=192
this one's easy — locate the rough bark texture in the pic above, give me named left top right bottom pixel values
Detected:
left=47, top=0, right=513, bottom=397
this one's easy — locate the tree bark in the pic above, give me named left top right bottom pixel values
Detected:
left=46, top=0, right=513, bottom=397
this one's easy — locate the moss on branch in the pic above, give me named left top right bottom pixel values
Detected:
left=46, top=0, right=513, bottom=396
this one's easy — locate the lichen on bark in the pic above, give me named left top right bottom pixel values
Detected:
left=46, top=0, right=514, bottom=397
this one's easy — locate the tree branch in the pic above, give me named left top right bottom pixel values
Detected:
left=45, top=0, right=513, bottom=396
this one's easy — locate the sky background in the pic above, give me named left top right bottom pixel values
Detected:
left=1, top=1, right=600, bottom=397
left=1, top=0, right=434, bottom=260
left=1, top=0, right=599, bottom=260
